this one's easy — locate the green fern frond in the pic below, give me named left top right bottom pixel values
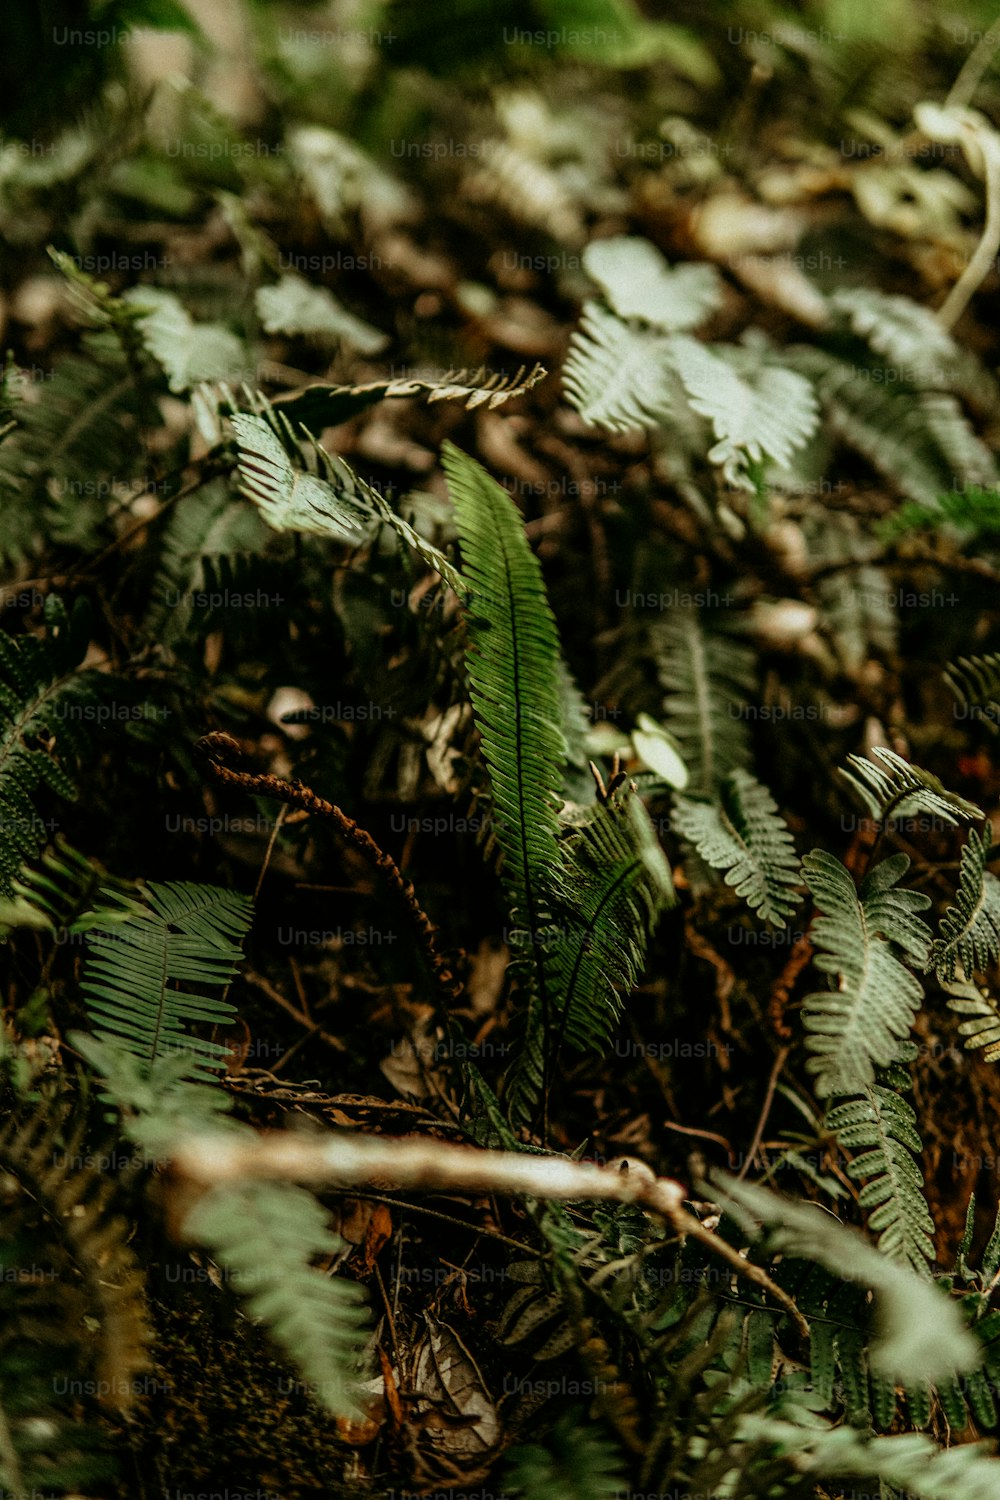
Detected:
left=785, top=345, right=997, bottom=505
left=801, top=851, right=932, bottom=1097
left=123, top=286, right=246, bottom=394
left=229, top=400, right=468, bottom=597
left=714, top=1173, right=977, bottom=1384
left=941, top=976, right=1000, bottom=1064
left=144, top=477, right=276, bottom=646
left=181, top=1177, right=371, bottom=1420
left=946, top=651, right=1000, bottom=733
left=0, top=836, right=126, bottom=939
left=826, top=1085, right=935, bottom=1274
left=70, top=1033, right=240, bottom=1159
left=443, top=441, right=565, bottom=943
left=0, top=595, right=104, bottom=897
left=504, top=1410, right=627, bottom=1500
left=582, top=236, right=723, bottom=331
left=547, top=785, right=676, bottom=1056
left=743, top=1413, right=1000, bottom=1499
left=881, top=486, right=1000, bottom=542
left=563, top=301, right=676, bottom=432
left=652, top=609, right=756, bottom=796
left=0, top=337, right=157, bottom=565
left=231, top=411, right=376, bottom=544
left=669, top=334, right=819, bottom=489
left=672, top=770, right=801, bottom=926
left=79, top=880, right=253, bottom=1081
left=931, top=827, right=1000, bottom=981
left=255, top=273, right=387, bottom=353
left=840, top=747, right=982, bottom=827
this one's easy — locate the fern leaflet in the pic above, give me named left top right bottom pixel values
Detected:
left=672, top=770, right=801, bottom=926
left=801, top=851, right=932, bottom=1097
left=826, top=1085, right=935, bottom=1274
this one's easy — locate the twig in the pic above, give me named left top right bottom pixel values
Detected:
left=197, top=732, right=465, bottom=1006
left=168, top=1128, right=810, bottom=1338
left=946, top=13, right=1000, bottom=111
left=737, top=1046, right=790, bottom=1181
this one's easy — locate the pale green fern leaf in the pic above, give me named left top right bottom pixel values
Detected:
left=931, top=827, right=1000, bottom=981
left=825, top=1086, right=934, bottom=1274
left=672, top=769, right=801, bottom=926
left=840, top=747, right=982, bottom=827
left=801, top=851, right=932, bottom=1097
left=563, top=301, right=675, bottom=432
left=582, top=236, right=722, bottom=331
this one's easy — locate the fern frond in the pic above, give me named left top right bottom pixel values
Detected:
left=801, top=851, right=932, bottom=1097
left=79, top=880, right=253, bottom=1081
left=651, top=609, right=756, bottom=796
left=785, top=346, right=998, bottom=505
left=941, top=976, right=1000, bottom=1064
left=714, top=1174, right=977, bottom=1383
left=946, top=651, right=1000, bottom=732
left=257, top=361, right=548, bottom=434
left=830, top=287, right=991, bottom=396
left=0, top=596, right=104, bottom=896
left=143, top=477, right=276, bottom=646
left=840, top=746, right=982, bottom=827
left=231, top=411, right=376, bottom=544
left=123, top=286, right=246, bottom=393
left=181, top=1177, right=371, bottom=1420
left=229, top=399, right=468, bottom=596
left=443, top=441, right=565, bottom=939
left=255, top=273, right=387, bottom=353
left=932, top=827, right=1000, bottom=981
left=70, top=1033, right=240, bottom=1159
left=582, top=236, right=723, bottom=331
left=882, top=486, right=1000, bottom=541
left=826, top=1085, right=935, bottom=1274
left=0, top=337, right=157, bottom=565
left=563, top=301, right=676, bottom=432
left=0, top=836, right=125, bottom=938
left=669, top=334, right=819, bottom=489
left=547, top=785, right=676, bottom=1056
left=504, top=1409, right=627, bottom=1500
left=672, top=770, right=801, bottom=926
left=743, top=1414, right=1000, bottom=1499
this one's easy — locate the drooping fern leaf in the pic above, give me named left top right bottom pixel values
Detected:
left=0, top=595, right=103, bottom=897
left=229, top=397, right=468, bottom=596
left=946, top=651, right=1000, bottom=733
left=940, top=977, right=1000, bottom=1064
left=931, top=826, right=1000, bottom=981
left=672, top=770, right=801, bottom=926
left=825, top=1083, right=935, bottom=1275
left=181, top=1177, right=371, bottom=1421
left=79, top=880, right=253, bottom=1082
left=652, top=609, right=756, bottom=796
left=840, top=747, right=982, bottom=828
left=801, top=851, right=932, bottom=1097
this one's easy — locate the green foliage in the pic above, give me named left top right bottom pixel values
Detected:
left=504, top=1410, right=627, bottom=1499
left=79, top=880, right=253, bottom=1082
left=840, top=747, right=982, bottom=827
left=181, top=1178, right=372, bottom=1421
left=931, top=826, right=1000, bottom=981
left=825, top=1083, right=935, bottom=1273
left=652, top=610, right=756, bottom=796
left=0, top=596, right=104, bottom=896
left=672, top=770, right=801, bottom=926
left=801, top=851, right=932, bottom=1097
